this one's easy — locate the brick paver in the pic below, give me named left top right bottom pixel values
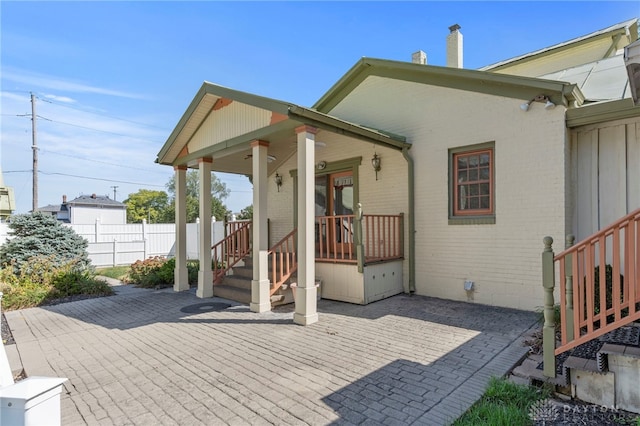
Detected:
left=5, top=286, right=537, bottom=425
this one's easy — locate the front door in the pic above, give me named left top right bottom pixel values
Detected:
left=315, top=171, right=354, bottom=257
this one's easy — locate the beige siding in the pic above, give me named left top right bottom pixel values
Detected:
left=328, top=76, right=567, bottom=311
left=571, top=117, right=640, bottom=241
left=266, top=131, right=409, bottom=241
left=188, top=102, right=272, bottom=153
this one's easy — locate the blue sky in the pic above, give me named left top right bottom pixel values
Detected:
left=1, top=1, right=639, bottom=217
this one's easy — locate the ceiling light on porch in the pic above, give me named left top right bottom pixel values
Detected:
left=275, top=173, right=282, bottom=192
left=244, top=154, right=277, bottom=163
left=371, top=153, right=381, bottom=180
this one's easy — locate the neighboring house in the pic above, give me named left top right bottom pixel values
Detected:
left=0, top=165, right=15, bottom=222
left=157, top=19, right=640, bottom=326
left=37, top=194, right=127, bottom=225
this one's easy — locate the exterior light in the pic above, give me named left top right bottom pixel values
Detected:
left=521, top=94, right=555, bottom=112
left=371, top=153, right=381, bottom=180
left=275, top=173, right=282, bottom=192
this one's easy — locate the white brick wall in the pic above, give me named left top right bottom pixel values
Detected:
left=327, top=76, right=567, bottom=311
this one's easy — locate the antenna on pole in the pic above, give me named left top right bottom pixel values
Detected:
left=111, top=185, right=118, bottom=201
left=31, top=92, right=38, bottom=212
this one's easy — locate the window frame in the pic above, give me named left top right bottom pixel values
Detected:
left=448, top=142, right=496, bottom=225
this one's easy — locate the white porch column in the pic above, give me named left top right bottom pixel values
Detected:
left=250, top=140, right=271, bottom=313
left=197, top=158, right=213, bottom=298
left=294, top=125, right=318, bottom=325
left=173, top=166, right=189, bottom=291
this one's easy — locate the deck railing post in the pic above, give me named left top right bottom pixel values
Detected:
left=542, top=236, right=556, bottom=377
left=565, top=234, right=575, bottom=342
left=356, top=203, right=364, bottom=273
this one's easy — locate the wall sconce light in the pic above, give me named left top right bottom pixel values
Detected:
left=275, top=173, right=282, bottom=192
left=520, top=94, right=555, bottom=112
left=371, top=153, right=381, bottom=180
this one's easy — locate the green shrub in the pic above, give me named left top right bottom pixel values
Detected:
left=0, top=257, right=113, bottom=310
left=127, top=257, right=199, bottom=288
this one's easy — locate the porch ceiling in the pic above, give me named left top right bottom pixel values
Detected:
left=156, top=82, right=408, bottom=176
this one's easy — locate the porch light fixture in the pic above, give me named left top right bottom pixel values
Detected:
left=520, top=94, right=555, bottom=112
left=371, top=153, right=381, bottom=180
left=275, top=173, right=282, bottom=192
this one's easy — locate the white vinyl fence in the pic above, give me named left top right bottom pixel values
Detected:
left=0, top=219, right=227, bottom=268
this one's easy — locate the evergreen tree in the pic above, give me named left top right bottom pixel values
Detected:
left=0, top=213, right=91, bottom=272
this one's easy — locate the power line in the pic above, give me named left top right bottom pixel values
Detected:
left=36, top=94, right=171, bottom=131
left=6, top=169, right=166, bottom=187
left=39, top=171, right=166, bottom=187
left=38, top=148, right=167, bottom=174
left=35, top=114, right=164, bottom=143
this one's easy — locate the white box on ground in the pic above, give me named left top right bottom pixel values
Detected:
left=0, top=376, right=67, bottom=426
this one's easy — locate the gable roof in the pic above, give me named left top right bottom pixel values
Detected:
left=156, top=82, right=408, bottom=168
left=313, top=58, right=583, bottom=113
left=480, top=18, right=638, bottom=73
left=68, top=194, right=126, bottom=208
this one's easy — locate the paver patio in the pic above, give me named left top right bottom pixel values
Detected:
left=5, top=285, right=538, bottom=425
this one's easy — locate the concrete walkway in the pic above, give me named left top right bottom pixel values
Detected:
left=5, top=286, right=538, bottom=425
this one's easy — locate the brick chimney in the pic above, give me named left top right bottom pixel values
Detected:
left=411, top=50, right=427, bottom=65
left=446, top=24, right=463, bottom=68
left=62, top=195, right=67, bottom=204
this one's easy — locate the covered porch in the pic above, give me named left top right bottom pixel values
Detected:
left=156, top=82, right=413, bottom=325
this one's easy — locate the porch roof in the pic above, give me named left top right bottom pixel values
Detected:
left=156, top=82, right=408, bottom=173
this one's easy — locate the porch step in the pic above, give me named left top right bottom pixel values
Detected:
left=220, top=275, right=252, bottom=291
left=231, top=265, right=252, bottom=279
left=213, top=284, right=251, bottom=305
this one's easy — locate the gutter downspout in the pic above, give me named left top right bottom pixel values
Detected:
left=402, top=147, right=416, bottom=293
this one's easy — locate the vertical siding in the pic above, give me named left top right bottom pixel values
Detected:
left=328, top=76, right=567, bottom=311
left=571, top=117, right=640, bottom=241
left=188, top=102, right=272, bottom=153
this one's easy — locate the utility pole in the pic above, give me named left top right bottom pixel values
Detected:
left=111, top=185, right=118, bottom=201
left=31, top=93, right=38, bottom=212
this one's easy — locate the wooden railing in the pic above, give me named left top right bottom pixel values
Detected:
left=316, top=215, right=356, bottom=262
left=363, top=214, right=404, bottom=262
left=315, top=214, right=404, bottom=264
left=268, top=229, right=297, bottom=296
left=541, top=207, right=640, bottom=377
left=211, top=220, right=252, bottom=284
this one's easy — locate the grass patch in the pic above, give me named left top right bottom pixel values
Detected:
left=451, top=377, right=551, bottom=426
left=95, top=265, right=130, bottom=281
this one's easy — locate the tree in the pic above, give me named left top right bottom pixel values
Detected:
left=237, top=205, right=253, bottom=220
left=165, top=170, right=231, bottom=222
left=123, top=190, right=170, bottom=223
left=0, top=213, right=91, bottom=272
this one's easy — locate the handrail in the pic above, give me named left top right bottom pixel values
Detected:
left=551, top=207, right=640, bottom=357
left=211, top=221, right=252, bottom=284
left=268, top=229, right=297, bottom=296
